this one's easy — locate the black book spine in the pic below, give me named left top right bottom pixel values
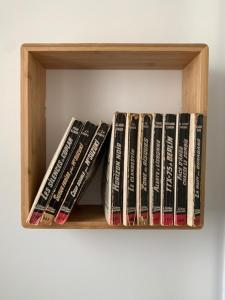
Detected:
left=55, top=122, right=111, bottom=224
left=151, top=113, right=163, bottom=225
left=111, top=113, right=126, bottom=225
left=140, top=114, right=152, bottom=225
left=175, top=113, right=190, bottom=225
left=126, top=114, right=139, bottom=226
left=27, top=119, right=83, bottom=225
left=41, top=121, right=97, bottom=225
left=194, top=114, right=204, bottom=226
left=162, top=114, right=177, bottom=226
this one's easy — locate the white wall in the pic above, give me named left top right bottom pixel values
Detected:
left=1, top=1, right=225, bottom=299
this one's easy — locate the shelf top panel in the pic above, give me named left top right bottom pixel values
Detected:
left=21, top=43, right=208, bottom=70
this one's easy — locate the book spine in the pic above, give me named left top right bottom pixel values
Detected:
left=151, top=114, right=163, bottom=225
left=111, top=113, right=127, bottom=225
left=40, top=121, right=97, bottom=225
left=104, top=115, right=115, bottom=225
left=194, top=114, right=204, bottom=226
left=187, top=114, right=195, bottom=226
left=136, top=115, right=142, bottom=225
left=138, top=114, right=152, bottom=225
left=125, top=113, right=139, bottom=226
left=162, top=114, right=177, bottom=226
left=55, top=122, right=111, bottom=224
left=26, top=119, right=83, bottom=225
left=175, top=113, right=190, bottom=226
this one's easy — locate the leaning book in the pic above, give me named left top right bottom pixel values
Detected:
left=40, top=121, right=97, bottom=225
left=26, top=118, right=83, bottom=225
left=55, top=121, right=111, bottom=225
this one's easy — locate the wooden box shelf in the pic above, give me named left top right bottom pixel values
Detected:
left=21, top=43, right=208, bottom=229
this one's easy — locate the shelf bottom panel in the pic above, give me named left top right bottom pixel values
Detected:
left=22, top=205, right=203, bottom=229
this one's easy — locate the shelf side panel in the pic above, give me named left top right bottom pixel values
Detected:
left=182, top=46, right=208, bottom=114
left=21, top=49, right=46, bottom=226
left=182, top=46, right=208, bottom=227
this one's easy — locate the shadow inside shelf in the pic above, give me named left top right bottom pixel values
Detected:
left=68, top=205, right=105, bottom=223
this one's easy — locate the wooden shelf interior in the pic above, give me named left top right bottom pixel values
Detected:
left=21, top=43, right=208, bottom=229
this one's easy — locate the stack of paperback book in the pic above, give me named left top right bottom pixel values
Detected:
left=26, top=118, right=111, bottom=226
left=105, top=112, right=204, bottom=227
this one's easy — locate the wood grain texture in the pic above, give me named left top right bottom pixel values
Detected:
left=182, top=45, right=208, bottom=227
left=21, top=48, right=46, bottom=227
left=22, top=43, right=207, bottom=70
left=20, top=43, right=208, bottom=229
left=182, top=45, right=208, bottom=114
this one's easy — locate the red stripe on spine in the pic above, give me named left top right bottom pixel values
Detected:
left=194, top=215, right=201, bottom=226
left=162, top=213, right=174, bottom=226
left=152, top=212, right=160, bottom=225
left=175, top=214, right=187, bottom=225
left=141, top=212, right=148, bottom=222
left=54, top=212, right=68, bottom=225
left=29, top=212, right=42, bottom=225
left=112, top=212, right=121, bottom=226
left=128, top=213, right=136, bottom=226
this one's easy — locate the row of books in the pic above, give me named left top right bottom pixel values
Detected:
left=27, top=118, right=110, bottom=225
left=26, top=111, right=204, bottom=227
left=105, top=112, right=204, bottom=227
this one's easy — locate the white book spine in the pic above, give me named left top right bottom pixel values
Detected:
left=149, top=113, right=155, bottom=225
left=104, top=114, right=115, bottom=225
left=136, top=114, right=142, bottom=225
left=123, top=113, right=130, bottom=226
